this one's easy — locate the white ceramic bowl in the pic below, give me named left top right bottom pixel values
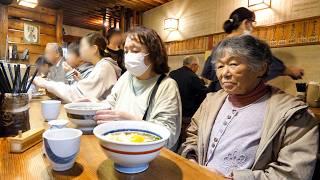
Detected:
left=43, top=128, right=82, bottom=171
left=64, top=102, right=110, bottom=133
left=93, top=121, right=170, bottom=174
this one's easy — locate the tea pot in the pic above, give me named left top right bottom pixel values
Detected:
left=307, top=81, right=320, bottom=108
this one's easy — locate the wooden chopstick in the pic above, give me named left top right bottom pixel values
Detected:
left=0, top=69, right=8, bottom=93
left=0, top=62, right=11, bottom=92
left=0, top=63, right=39, bottom=94
left=16, top=64, right=21, bottom=94
left=20, top=65, right=30, bottom=93
left=0, top=67, right=10, bottom=93
left=24, top=70, right=30, bottom=93
left=26, top=67, right=39, bottom=92
left=12, top=65, right=18, bottom=94
left=7, top=64, right=14, bottom=87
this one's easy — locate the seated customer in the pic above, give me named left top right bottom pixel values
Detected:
left=33, top=32, right=122, bottom=103
left=94, top=27, right=182, bottom=150
left=45, top=43, right=66, bottom=82
left=35, top=56, right=52, bottom=78
left=105, top=28, right=126, bottom=74
left=180, top=35, right=319, bottom=179
left=63, top=41, right=94, bottom=84
left=169, top=55, right=208, bottom=147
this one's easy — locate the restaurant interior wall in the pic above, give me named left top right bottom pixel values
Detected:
left=143, top=0, right=320, bottom=96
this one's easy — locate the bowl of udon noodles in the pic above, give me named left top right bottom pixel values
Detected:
left=64, top=102, right=110, bottom=133
left=93, top=120, right=170, bottom=174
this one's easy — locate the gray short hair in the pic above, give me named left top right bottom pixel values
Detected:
left=212, top=35, right=272, bottom=74
left=46, top=43, right=63, bottom=57
left=183, top=55, right=199, bottom=66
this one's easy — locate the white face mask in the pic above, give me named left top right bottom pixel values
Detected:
left=125, top=52, right=150, bottom=77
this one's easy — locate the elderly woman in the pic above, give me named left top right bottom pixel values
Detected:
left=180, top=35, right=319, bottom=179
left=93, top=27, right=182, bottom=150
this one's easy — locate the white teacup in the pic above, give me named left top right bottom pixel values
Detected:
left=41, top=100, right=61, bottom=121
left=43, top=128, right=82, bottom=171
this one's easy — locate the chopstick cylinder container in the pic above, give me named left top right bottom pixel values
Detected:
left=0, top=93, right=30, bottom=137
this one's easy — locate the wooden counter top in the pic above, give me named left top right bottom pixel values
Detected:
left=0, top=97, right=223, bottom=180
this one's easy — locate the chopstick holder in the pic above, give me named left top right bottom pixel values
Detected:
left=8, top=128, right=45, bottom=153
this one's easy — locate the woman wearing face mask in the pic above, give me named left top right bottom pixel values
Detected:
left=105, top=28, right=126, bottom=74
left=202, top=7, right=304, bottom=92
left=33, top=32, right=122, bottom=103
left=94, top=27, right=182, bottom=150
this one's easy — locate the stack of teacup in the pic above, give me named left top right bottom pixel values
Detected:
left=41, top=100, right=83, bottom=171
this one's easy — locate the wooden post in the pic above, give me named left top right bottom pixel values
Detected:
left=56, top=9, right=63, bottom=45
left=113, top=18, right=117, bottom=28
left=102, top=13, right=106, bottom=37
left=120, top=7, right=125, bottom=32
left=0, top=4, right=8, bottom=59
left=109, top=17, right=112, bottom=29
left=133, top=10, right=137, bottom=27
left=138, top=12, right=143, bottom=26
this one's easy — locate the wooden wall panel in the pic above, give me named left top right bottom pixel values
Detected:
left=56, top=9, right=63, bottom=45
left=8, top=6, right=56, bottom=25
left=8, top=30, right=56, bottom=46
left=166, top=16, right=320, bottom=56
left=9, top=4, right=56, bottom=16
left=6, top=4, right=60, bottom=64
left=8, top=19, right=56, bottom=36
left=0, top=5, right=8, bottom=59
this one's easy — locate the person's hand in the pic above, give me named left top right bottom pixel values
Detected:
left=285, top=66, right=304, bottom=80
left=200, top=77, right=211, bottom=85
left=32, top=76, right=47, bottom=88
left=94, top=110, right=141, bottom=124
left=62, top=62, right=73, bottom=73
left=73, top=70, right=81, bottom=81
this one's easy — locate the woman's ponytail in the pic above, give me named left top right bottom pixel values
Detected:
left=223, top=7, right=255, bottom=34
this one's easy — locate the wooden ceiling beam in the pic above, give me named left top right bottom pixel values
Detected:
left=150, top=0, right=168, bottom=3
left=135, top=0, right=161, bottom=6
left=63, top=22, right=102, bottom=30
left=63, top=18, right=102, bottom=26
left=62, top=7, right=104, bottom=16
left=116, top=0, right=151, bottom=11
left=63, top=12, right=103, bottom=19
left=38, top=0, right=173, bottom=30
left=57, top=0, right=113, bottom=10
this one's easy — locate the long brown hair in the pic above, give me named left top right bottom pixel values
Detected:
left=126, top=26, right=169, bottom=74
left=83, top=32, right=107, bottom=57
